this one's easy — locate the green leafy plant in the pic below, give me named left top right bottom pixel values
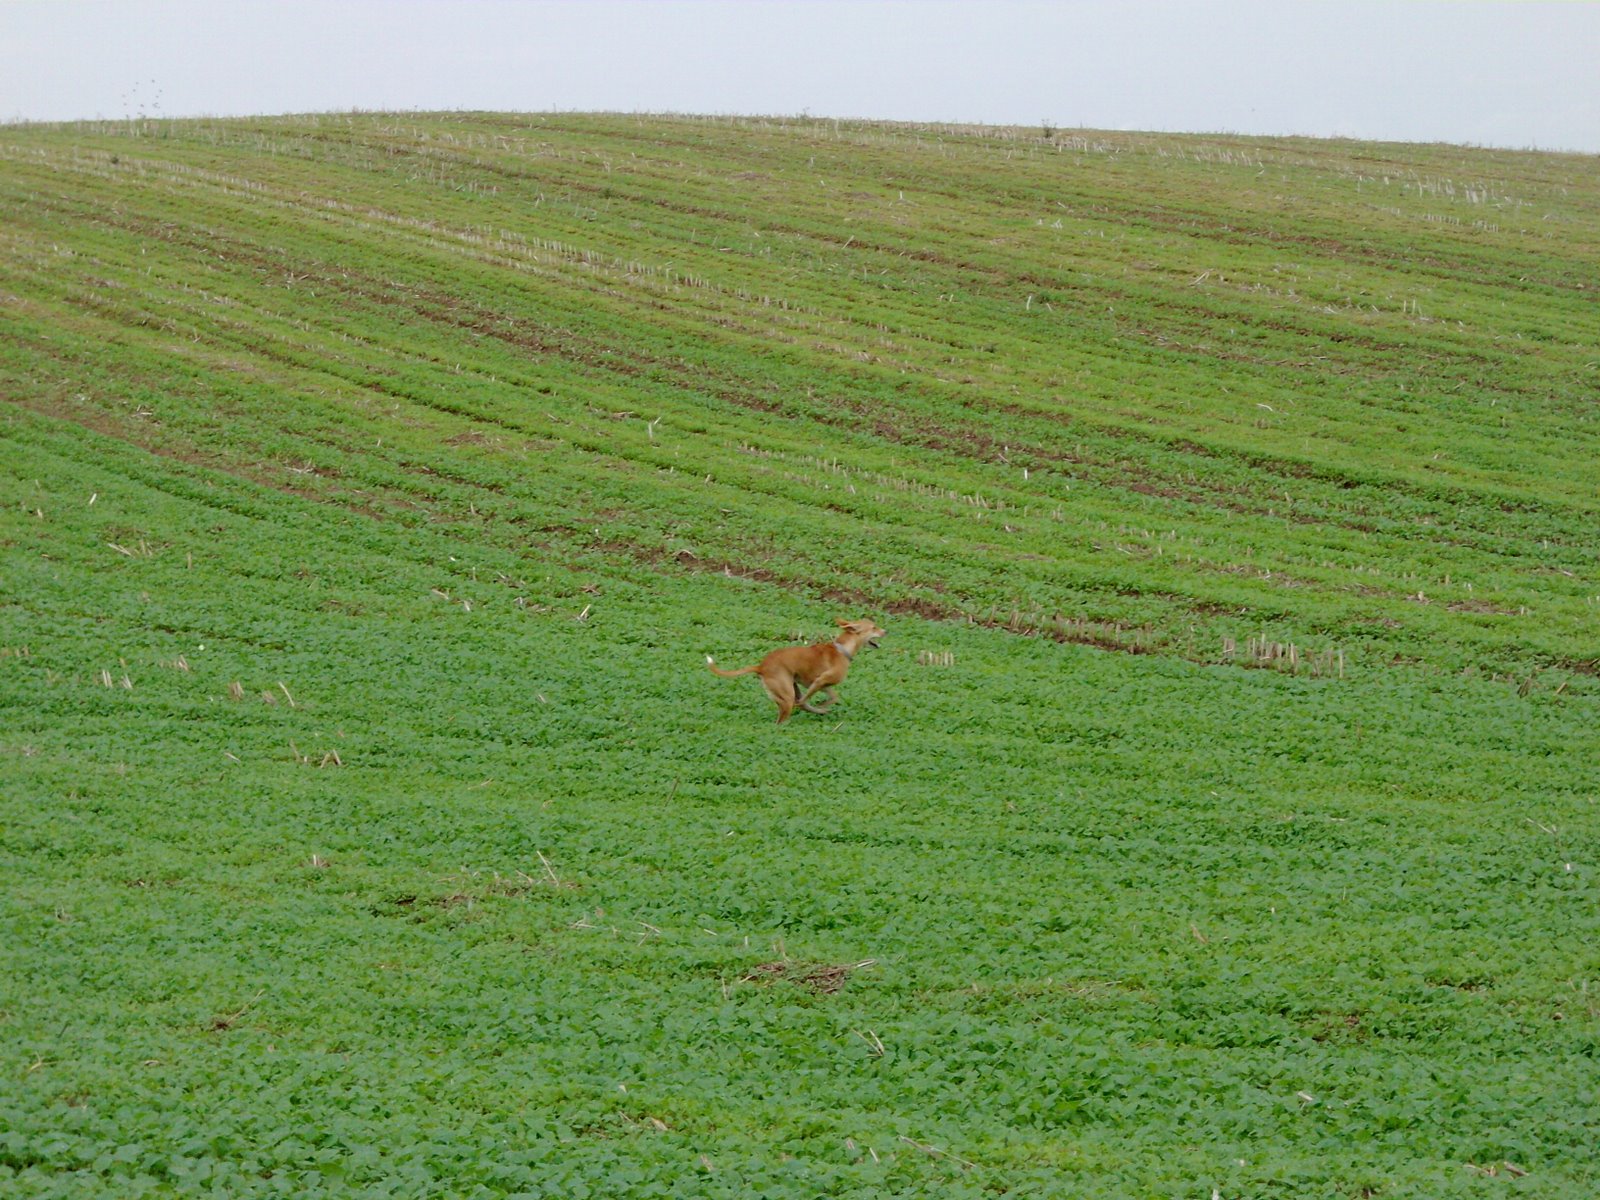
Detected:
left=2, top=111, right=1597, bottom=1198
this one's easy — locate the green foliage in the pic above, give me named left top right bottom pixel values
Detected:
left=1, top=113, right=1597, bottom=1196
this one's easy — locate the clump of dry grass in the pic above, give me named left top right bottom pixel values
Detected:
left=739, top=957, right=876, bottom=995
left=287, top=741, right=342, bottom=767
left=204, top=990, right=264, bottom=1033
left=1222, top=636, right=1344, bottom=677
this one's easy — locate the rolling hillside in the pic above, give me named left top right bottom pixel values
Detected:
left=2, top=113, right=1598, bottom=1197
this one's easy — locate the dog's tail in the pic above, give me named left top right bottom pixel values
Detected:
left=706, top=655, right=758, bottom=678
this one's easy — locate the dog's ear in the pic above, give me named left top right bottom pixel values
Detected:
left=835, top=617, right=852, bottom=628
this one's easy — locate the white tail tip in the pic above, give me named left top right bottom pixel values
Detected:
left=705, top=655, right=714, bottom=664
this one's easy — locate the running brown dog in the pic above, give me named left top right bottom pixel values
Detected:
left=707, top=618, right=885, bottom=724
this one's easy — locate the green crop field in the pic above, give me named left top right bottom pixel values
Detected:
left=2, top=111, right=1597, bottom=1198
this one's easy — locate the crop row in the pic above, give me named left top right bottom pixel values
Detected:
left=2, top=115, right=1596, bottom=681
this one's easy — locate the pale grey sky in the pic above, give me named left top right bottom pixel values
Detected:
left=2, top=0, right=1597, bottom=152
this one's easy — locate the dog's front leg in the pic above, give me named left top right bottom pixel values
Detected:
left=800, top=688, right=838, bottom=714
left=797, top=677, right=840, bottom=714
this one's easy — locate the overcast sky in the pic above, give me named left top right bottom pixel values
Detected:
left=3, top=1, right=1597, bottom=152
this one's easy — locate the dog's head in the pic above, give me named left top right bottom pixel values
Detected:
left=836, top=617, right=886, bottom=649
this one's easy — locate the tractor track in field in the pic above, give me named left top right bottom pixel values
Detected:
left=12, top=186, right=1587, bottom=559
left=589, top=534, right=1270, bottom=662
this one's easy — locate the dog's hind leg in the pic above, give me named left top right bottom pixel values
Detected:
left=761, top=670, right=797, bottom=724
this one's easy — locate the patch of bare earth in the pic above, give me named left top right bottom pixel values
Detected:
left=740, top=959, right=876, bottom=996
